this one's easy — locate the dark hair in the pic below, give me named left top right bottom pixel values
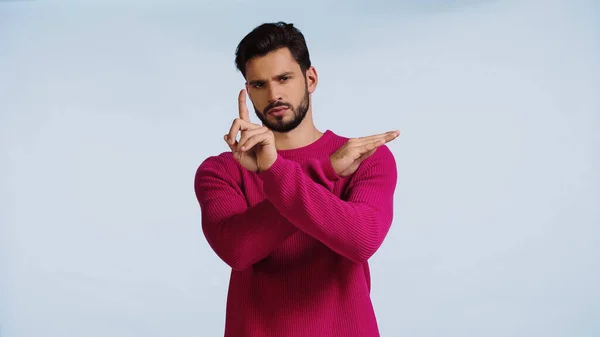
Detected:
left=235, top=21, right=311, bottom=78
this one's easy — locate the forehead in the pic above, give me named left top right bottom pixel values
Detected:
left=245, top=47, right=301, bottom=80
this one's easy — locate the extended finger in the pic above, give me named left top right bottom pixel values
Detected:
left=238, top=89, right=250, bottom=122
left=356, top=130, right=400, bottom=144
left=237, top=126, right=267, bottom=151
left=349, top=132, right=398, bottom=151
left=356, top=138, right=386, bottom=156
left=342, top=137, right=382, bottom=160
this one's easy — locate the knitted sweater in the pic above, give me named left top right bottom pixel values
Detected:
left=194, top=129, right=397, bottom=337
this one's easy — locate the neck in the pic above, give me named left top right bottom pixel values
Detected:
left=273, top=109, right=322, bottom=150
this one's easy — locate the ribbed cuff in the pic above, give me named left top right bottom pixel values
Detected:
left=258, top=154, right=287, bottom=182
left=319, top=157, right=342, bottom=181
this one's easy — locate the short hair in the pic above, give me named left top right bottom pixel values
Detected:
left=234, top=21, right=312, bottom=78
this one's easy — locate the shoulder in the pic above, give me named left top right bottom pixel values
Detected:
left=197, top=151, right=236, bottom=169
left=348, top=144, right=397, bottom=189
left=344, top=143, right=398, bottom=193
left=363, top=144, right=397, bottom=173
left=324, top=130, right=350, bottom=149
left=194, top=151, right=241, bottom=182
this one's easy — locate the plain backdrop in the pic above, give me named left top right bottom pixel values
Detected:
left=1, top=0, right=599, bottom=336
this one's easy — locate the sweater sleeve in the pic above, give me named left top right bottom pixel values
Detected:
left=194, top=154, right=297, bottom=271
left=302, top=156, right=343, bottom=190
left=258, top=146, right=397, bottom=263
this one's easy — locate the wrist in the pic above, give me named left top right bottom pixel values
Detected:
left=257, top=153, right=285, bottom=180
left=322, top=157, right=343, bottom=181
left=258, top=153, right=278, bottom=173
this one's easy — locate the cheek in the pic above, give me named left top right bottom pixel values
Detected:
left=249, top=92, right=267, bottom=108
left=291, top=82, right=307, bottom=102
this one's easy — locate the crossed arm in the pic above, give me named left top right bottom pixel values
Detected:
left=194, top=147, right=397, bottom=270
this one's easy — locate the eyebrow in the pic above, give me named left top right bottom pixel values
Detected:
left=248, top=72, right=294, bottom=86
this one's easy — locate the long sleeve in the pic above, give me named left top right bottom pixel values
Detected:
left=258, top=145, right=397, bottom=263
left=301, top=156, right=341, bottom=191
left=194, top=154, right=297, bottom=271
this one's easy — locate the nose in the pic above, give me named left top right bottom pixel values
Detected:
left=267, top=83, right=283, bottom=104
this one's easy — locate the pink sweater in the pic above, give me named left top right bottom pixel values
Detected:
left=194, top=130, right=397, bottom=337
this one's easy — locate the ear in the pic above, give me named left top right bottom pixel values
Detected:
left=306, top=66, right=318, bottom=94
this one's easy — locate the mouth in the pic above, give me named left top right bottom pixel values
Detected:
left=268, top=106, right=288, bottom=116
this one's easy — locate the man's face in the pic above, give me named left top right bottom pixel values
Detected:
left=244, top=47, right=317, bottom=133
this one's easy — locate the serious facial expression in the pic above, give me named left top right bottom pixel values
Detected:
left=244, top=47, right=317, bottom=133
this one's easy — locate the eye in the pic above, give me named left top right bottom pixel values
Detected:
left=280, top=76, right=290, bottom=81
left=252, top=82, right=264, bottom=88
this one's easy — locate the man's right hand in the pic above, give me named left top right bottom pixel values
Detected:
left=224, top=89, right=278, bottom=173
left=330, top=131, right=400, bottom=177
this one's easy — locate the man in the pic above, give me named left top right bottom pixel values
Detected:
left=194, top=21, right=400, bottom=337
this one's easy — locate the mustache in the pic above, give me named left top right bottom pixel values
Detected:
left=263, top=101, right=291, bottom=114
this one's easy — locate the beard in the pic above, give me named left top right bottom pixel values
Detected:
left=253, top=85, right=309, bottom=133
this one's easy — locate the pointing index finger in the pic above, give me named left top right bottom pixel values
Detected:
left=238, top=89, right=250, bottom=122
left=357, top=130, right=400, bottom=143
